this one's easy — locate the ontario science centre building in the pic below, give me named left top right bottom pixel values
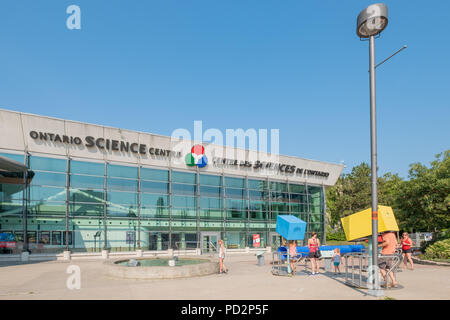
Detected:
left=0, top=108, right=344, bottom=256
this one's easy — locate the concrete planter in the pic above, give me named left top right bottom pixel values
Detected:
left=104, top=256, right=219, bottom=280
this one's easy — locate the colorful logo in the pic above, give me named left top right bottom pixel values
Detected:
left=185, top=145, right=208, bottom=168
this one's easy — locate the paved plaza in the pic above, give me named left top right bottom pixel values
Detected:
left=0, top=254, right=449, bottom=300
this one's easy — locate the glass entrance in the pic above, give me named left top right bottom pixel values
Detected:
left=270, top=232, right=282, bottom=250
left=201, top=232, right=220, bottom=253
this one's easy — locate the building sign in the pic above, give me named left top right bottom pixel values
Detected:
left=212, top=157, right=330, bottom=178
left=28, top=131, right=330, bottom=178
left=29, top=131, right=181, bottom=158
left=253, top=234, right=261, bottom=248
left=185, top=145, right=208, bottom=168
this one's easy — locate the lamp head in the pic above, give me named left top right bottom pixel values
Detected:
left=357, top=3, right=388, bottom=38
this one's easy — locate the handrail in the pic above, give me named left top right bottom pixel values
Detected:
left=343, top=252, right=402, bottom=290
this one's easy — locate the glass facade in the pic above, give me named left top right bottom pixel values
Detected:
left=0, top=153, right=326, bottom=253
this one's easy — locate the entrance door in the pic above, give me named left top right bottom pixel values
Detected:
left=201, top=232, right=220, bottom=254
left=270, top=232, right=282, bottom=250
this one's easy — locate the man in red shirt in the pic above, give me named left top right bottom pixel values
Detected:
left=378, top=231, right=399, bottom=288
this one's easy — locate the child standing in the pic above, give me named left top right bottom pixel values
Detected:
left=332, top=248, right=341, bottom=275
left=288, top=240, right=297, bottom=275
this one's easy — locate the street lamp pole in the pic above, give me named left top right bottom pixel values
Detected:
left=369, top=34, right=378, bottom=273
left=356, top=3, right=389, bottom=295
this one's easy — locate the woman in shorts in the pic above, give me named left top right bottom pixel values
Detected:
left=218, top=240, right=228, bottom=274
left=401, top=232, right=414, bottom=270
left=307, top=232, right=321, bottom=275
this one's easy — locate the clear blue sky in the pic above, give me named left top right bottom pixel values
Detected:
left=0, top=1, right=448, bottom=178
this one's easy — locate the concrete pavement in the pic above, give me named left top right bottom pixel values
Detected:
left=0, top=254, right=448, bottom=300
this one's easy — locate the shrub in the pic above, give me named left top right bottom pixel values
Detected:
left=423, top=239, right=450, bottom=260
left=421, top=228, right=450, bottom=252
left=326, top=230, right=347, bottom=242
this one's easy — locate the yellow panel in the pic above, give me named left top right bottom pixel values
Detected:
left=340, top=205, right=399, bottom=241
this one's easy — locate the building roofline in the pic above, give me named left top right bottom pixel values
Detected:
left=0, top=107, right=345, bottom=169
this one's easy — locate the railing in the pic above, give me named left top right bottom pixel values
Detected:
left=271, top=248, right=305, bottom=276
left=344, top=251, right=402, bottom=289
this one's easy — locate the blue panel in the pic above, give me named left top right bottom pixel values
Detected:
left=275, top=215, right=306, bottom=240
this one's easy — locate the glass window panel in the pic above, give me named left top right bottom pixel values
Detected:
left=172, top=183, right=196, bottom=195
left=63, top=231, right=74, bottom=246
left=199, top=186, right=222, bottom=197
left=70, top=174, right=104, bottom=189
left=270, top=192, right=289, bottom=202
left=225, top=232, right=246, bottom=249
left=70, top=160, right=104, bottom=176
left=226, top=209, right=246, bottom=219
left=199, top=174, right=222, bottom=186
left=308, top=186, right=322, bottom=195
left=249, top=211, right=267, bottom=220
left=107, top=164, right=137, bottom=179
left=226, top=187, right=246, bottom=199
left=69, top=189, right=104, bottom=203
left=290, top=193, right=306, bottom=203
left=107, top=177, right=137, bottom=192
left=249, top=200, right=268, bottom=212
left=172, top=196, right=196, bottom=208
left=171, top=171, right=196, bottom=184
left=310, top=205, right=322, bottom=214
left=200, top=209, right=223, bottom=219
left=30, top=186, right=66, bottom=202
left=310, top=214, right=323, bottom=223
left=200, top=197, right=222, bottom=209
left=248, top=179, right=267, bottom=191
left=248, top=190, right=267, bottom=200
left=141, top=194, right=169, bottom=207
left=0, top=183, right=23, bottom=200
left=30, top=156, right=66, bottom=172
left=140, top=167, right=169, bottom=181
left=0, top=153, right=24, bottom=163
left=52, top=231, right=62, bottom=245
left=270, top=202, right=289, bottom=213
left=27, top=231, right=37, bottom=243
left=107, top=205, right=137, bottom=217
left=172, top=208, right=197, bottom=218
left=141, top=181, right=169, bottom=194
left=225, top=176, right=245, bottom=188
left=289, top=203, right=307, bottom=213
left=69, top=203, right=104, bottom=216
left=107, top=191, right=137, bottom=205
left=28, top=201, right=66, bottom=216
left=309, top=223, right=322, bottom=233
left=226, top=199, right=247, bottom=210
left=290, top=184, right=306, bottom=194
left=31, top=172, right=66, bottom=187
left=0, top=199, right=23, bottom=217
left=141, top=206, right=169, bottom=218
left=270, top=182, right=288, bottom=192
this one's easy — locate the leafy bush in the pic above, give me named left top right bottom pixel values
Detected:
left=423, top=239, right=450, bottom=260
left=326, top=229, right=347, bottom=242
left=421, top=228, right=450, bottom=252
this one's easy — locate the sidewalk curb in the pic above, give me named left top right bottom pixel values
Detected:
left=412, top=257, right=450, bottom=267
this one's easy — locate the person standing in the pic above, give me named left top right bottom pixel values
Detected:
left=378, top=231, right=399, bottom=288
left=332, top=248, right=341, bottom=275
left=289, top=240, right=298, bottom=276
left=308, top=232, right=321, bottom=275
left=400, top=232, right=414, bottom=270
left=218, top=240, right=228, bottom=274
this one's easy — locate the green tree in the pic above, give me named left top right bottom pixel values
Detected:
left=326, top=162, right=402, bottom=230
left=395, top=150, right=450, bottom=232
